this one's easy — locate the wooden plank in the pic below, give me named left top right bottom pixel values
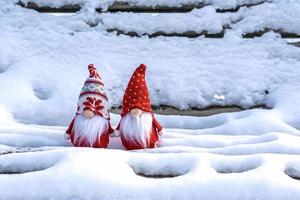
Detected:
left=111, top=105, right=268, bottom=117
left=106, top=29, right=225, bottom=38
left=243, top=29, right=300, bottom=38
left=17, top=1, right=207, bottom=13
left=17, top=1, right=81, bottom=13
left=100, top=1, right=207, bottom=13
left=17, top=0, right=269, bottom=13
left=106, top=28, right=300, bottom=39
left=289, top=42, right=300, bottom=48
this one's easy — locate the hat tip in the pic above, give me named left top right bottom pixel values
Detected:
left=138, top=64, right=146, bottom=73
left=88, top=64, right=95, bottom=69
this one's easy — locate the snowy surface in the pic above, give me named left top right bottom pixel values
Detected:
left=1, top=1, right=300, bottom=199
left=2, top=102, right=300, bottom=199
left=97, top=1, right=300, bottom=36
left=15, top=0, right=300, bottom=36
left=1, top=85, right=300, bottom=199
left=1, top=1, right=300, bottom=125
left=99, top=6, right=231, bottom=35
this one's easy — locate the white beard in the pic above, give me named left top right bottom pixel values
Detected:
left=120, top=112, right=153, bottom=148
left=73, top=114, right=108, bottom=146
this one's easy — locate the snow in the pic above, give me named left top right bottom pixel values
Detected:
left=100, top=6, right=231, bottom=35
left=232, top=1, right=300, bottom=35
left=15, top=0, right=300, bottom=36
left=1, top=2, right=300, bottom=125
left=1, top=0, right=300, bottom=199
left=1, top=138, right=300, bottom=199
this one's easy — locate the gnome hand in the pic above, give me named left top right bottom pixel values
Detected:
left=83, top=110, right=95, bottom=119
left=64, top=133, right=71, bottom=140
left=110, top=130, right=120, bottom=138
left=158, top=128, right=166, bottom=136
left=130, top=108, right=142, bottom=117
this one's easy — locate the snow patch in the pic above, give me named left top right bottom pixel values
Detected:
left=0, top=150, right=61, bottom=174
left=0, top=104, right=13, bottom=123
left=212, top=156, right=263, bottom=173
left=129, top=154, right=195, bottom=178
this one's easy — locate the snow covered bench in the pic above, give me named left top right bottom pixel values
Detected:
left=16, top=0, right=300, bottom=39
left=1, top=0, right=300, bottom=125
left=16, top=0, right=265, bottom=13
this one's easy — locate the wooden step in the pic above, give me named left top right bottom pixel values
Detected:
left=243, top=29, right=300, bottom=39
left=17, top=0, right=269, bottom=13
left=106, top=29, right=225, bottom=38
left=106, top=28, right=300, bottom=39
left=289, top=42, right=300, bottom=48
left=110, top=105, right=269, bottom=117
left=17, top=1, right=81, bottom=13
left=97, top=2, right=207, bottom=13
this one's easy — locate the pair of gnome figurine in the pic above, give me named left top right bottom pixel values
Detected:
left=65, top=64, right=164, bottom=150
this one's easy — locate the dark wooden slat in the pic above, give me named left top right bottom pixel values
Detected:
left=106, top=28, right=300, bottom=39
left=106, top=29, right=225, bottom=38
left=111, top=105, right=268, bottom=117
left=243, top=29, right=300, bottom=38
left=100, top=1, right=207, bottom=13
left=288, top=42, right=300, bottom=48
left=17, top=0, right=269, bottom=13
left=17, top=1, right=208, bottom=13
left=17, top=1, right=81, bottom=13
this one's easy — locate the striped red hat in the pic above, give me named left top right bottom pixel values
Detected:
left=77, top=64, right=110, bottom=119
left=121, top=64, right=152, bottom=117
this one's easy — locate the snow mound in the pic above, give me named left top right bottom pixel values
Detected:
left=0, top=150, right=60, bottom=174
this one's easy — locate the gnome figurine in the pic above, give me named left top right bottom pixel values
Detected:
left=65, top=64, right=114, bottom=148
left=112, top=64, right=165, bottom=150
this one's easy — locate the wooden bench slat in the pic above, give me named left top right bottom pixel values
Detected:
left=106, top=29, right=225, bottom=38
left=243, top=29, right=300, bottom=39
left=101, top=2, right=208, bottom=13
left=289, top=42, right=300, bottom=48
left=15, top=1, right=300, bottom=39
left=17, top=0, right=269, bottom=13
left=111, top=105, right=269, bottom=117
left=107, top=28, right=300, bottom=39
left=17, top=1, right=81, bottom=13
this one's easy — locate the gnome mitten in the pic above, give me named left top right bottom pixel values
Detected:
left=64, top=133, right=71, bottom=140
left=158, top=128, right=166, bottom=136
left=110, top=129, right=120, bottom=137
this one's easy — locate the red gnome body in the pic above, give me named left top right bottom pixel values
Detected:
left=114, top=64, right=165, bottom=150
left=65, top=64, right=114, bottom=148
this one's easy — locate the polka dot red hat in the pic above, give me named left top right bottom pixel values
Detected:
left=77, top=64, right=110, bottom=119
left=121, top=64, right=152, bottom=117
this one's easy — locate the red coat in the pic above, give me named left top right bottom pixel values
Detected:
left=116, top=114, right=163, bottom=150
left=66, top=116, right=114, bottom=148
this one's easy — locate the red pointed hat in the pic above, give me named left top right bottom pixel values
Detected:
left=77, top=64, right=110, bottom=119
left=121, top=64, right=152, bottom=117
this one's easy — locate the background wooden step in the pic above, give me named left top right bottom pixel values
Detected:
left=289, top=42, right=300, bottom=48
left=243, top=29, right=300, bottom=38
left=97, top=1, right=207, bottom=13
left=106, top=29, right=225, bottom=38
left=16, top=1, right=300, bottom=39
left=17, top=0, right=270, bottom=13
left=17, top=1, right=81, bottom=13
left=106, top=28, right=300, bottom=39
left=111, top=105, right=268, bottom=117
